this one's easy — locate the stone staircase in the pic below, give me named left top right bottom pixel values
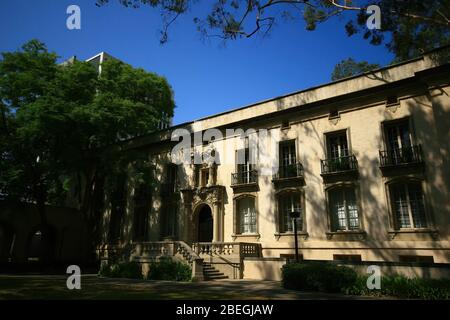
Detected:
left=203, top=262, right=228, bottom=281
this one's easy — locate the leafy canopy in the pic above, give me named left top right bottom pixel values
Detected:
left=0, top=40, right=174, bottom=211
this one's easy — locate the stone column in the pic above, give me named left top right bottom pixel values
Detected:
left=212, top=201, right=221, bottom=242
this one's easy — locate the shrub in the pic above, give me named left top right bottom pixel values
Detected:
left=347, top=275, right=450, bottom=300
left=282, top=262, right=357, bottom=293
left=146, top=257, right=191, bottom=282
left=98, top=261, right=143, bottom=279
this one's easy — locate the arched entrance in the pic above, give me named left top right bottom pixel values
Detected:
left=197, top=205, right=213, bottom=242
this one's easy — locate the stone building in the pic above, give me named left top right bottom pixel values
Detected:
left=99, top=47, right=449, bottom=279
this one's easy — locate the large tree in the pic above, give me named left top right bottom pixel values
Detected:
left=96, top=0, right=450, bottom=61
left=0, top=40, right=174, bottom=262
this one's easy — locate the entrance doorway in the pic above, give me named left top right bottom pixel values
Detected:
left=197, top=205, right=213, bottom=242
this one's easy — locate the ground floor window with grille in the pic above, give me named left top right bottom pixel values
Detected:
left=278, top=192, right=302, bottom=233
left=328, top=187, right=360, bottom=231
left=389, top=181, right=427, bottom=229
left=236, top=197, right=257, bottom=234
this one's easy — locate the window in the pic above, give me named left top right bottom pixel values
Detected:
left=237, top=197, right=257, bottom=234
left=133, top=184, right=151, bottom=241
left=327, top=131, right=349, bottom=159
left=389, top=181, right=427, bottom=229
left=278, top=192, right=302, bottom=233
left=384, top=120, right=412, bottom=151
left=235, top=148, right=255, bottom=184
left=280, top=141, right=296, bottom=167
left=328, top=187, right=360, bottom=231
left=278, top=141, right=299, bottom=178
left=200, top=168, right=209, bottom=187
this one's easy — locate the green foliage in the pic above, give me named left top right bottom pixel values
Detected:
left=283, top=262, right=450, bottom=299
left=0, top=40, right=175, bottom=250
left=331, top=58, right=381, bottom=81
left=99, top=261, right=143, bottom=279
left=346, top=275, right=450, bottom=300
left=99, top=258, right=191, bottom=282
left=282, top=262, right=357, bottom=293
left=146, top=258, right=192, bottom=282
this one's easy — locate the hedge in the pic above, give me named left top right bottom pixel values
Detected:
left=282, top=262, right=357, bottom=293
left=282, top=262, right=450, bottom=299
left=99, top=261, right=143, bottom=279
left=146, top=257, right=191, bottom=282
left=99, top=258, right=192, bottom=282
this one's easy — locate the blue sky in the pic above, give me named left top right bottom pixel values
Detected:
left=0, top=0, right=394, bottom=125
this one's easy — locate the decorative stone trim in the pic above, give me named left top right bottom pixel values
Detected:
left=388, top=229, right=439, bottom=241
left=274, top=231, right=309, bottom=241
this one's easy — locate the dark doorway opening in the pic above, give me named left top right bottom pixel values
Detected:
left=198, top=205, right=213, bottom=242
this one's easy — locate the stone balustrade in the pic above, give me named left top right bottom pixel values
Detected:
left=97, top=241, right=261, bottom=280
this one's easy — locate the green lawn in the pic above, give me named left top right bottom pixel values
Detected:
left=0, top=275, right=361, bottom=300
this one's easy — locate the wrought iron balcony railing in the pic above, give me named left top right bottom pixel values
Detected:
left=231, top=170, right=258, bottom=186
left=379, top=145, right=423, bottom=167
left=273, top=162, right=304, bottom=180
left=321, top=155, right=358, bottom=175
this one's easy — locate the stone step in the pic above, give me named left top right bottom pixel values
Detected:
left=204, top=270, right=223, bottom=275
left=204, top=274, right=229, bottom=280
left=202, top=263, right=228, bottom=281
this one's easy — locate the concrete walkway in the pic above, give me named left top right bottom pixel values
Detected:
left=0, top=274, right=373, bottom=300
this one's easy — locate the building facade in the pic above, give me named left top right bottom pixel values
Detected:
left=98, top=47, right=450, bottom=279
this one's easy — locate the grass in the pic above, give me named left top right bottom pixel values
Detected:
left=0, top=275, right=246, bottom=300
left=0, top=274, right=367, bottom=300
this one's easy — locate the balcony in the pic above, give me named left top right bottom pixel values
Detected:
left=379, top=145, right=423, bottom=167
left=231, top=170, right=258, bottom=192
left=272, top=162, right=304, bottom=188
left=320, top=155, right=358, bottom=180
left=231, top=170, right=257, bottom=186
left=379, top=145, right=424, bottom=175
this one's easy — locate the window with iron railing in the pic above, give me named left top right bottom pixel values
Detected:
left=379, top=145, right=423, bottom=167
left=380, top=119, right=423, bottom=167
left=232, top=169, right=258, bottom=185
left=321, top=155, right=358, bottom=174
left=321, top=131, right=357, bottom=175
left=275, top=162, right=304, bottom=179
left=275, top=140, right=303, bottom=179
left=232, top=148, right=257, bottom=185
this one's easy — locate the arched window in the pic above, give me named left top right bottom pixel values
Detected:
left=236, top=197, right=257, bottom=234
left=278, top=192, right=302, bottom=233
left=388, top=181, right=427, bottom=229
left=328, top=186, right=360, bottom=231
